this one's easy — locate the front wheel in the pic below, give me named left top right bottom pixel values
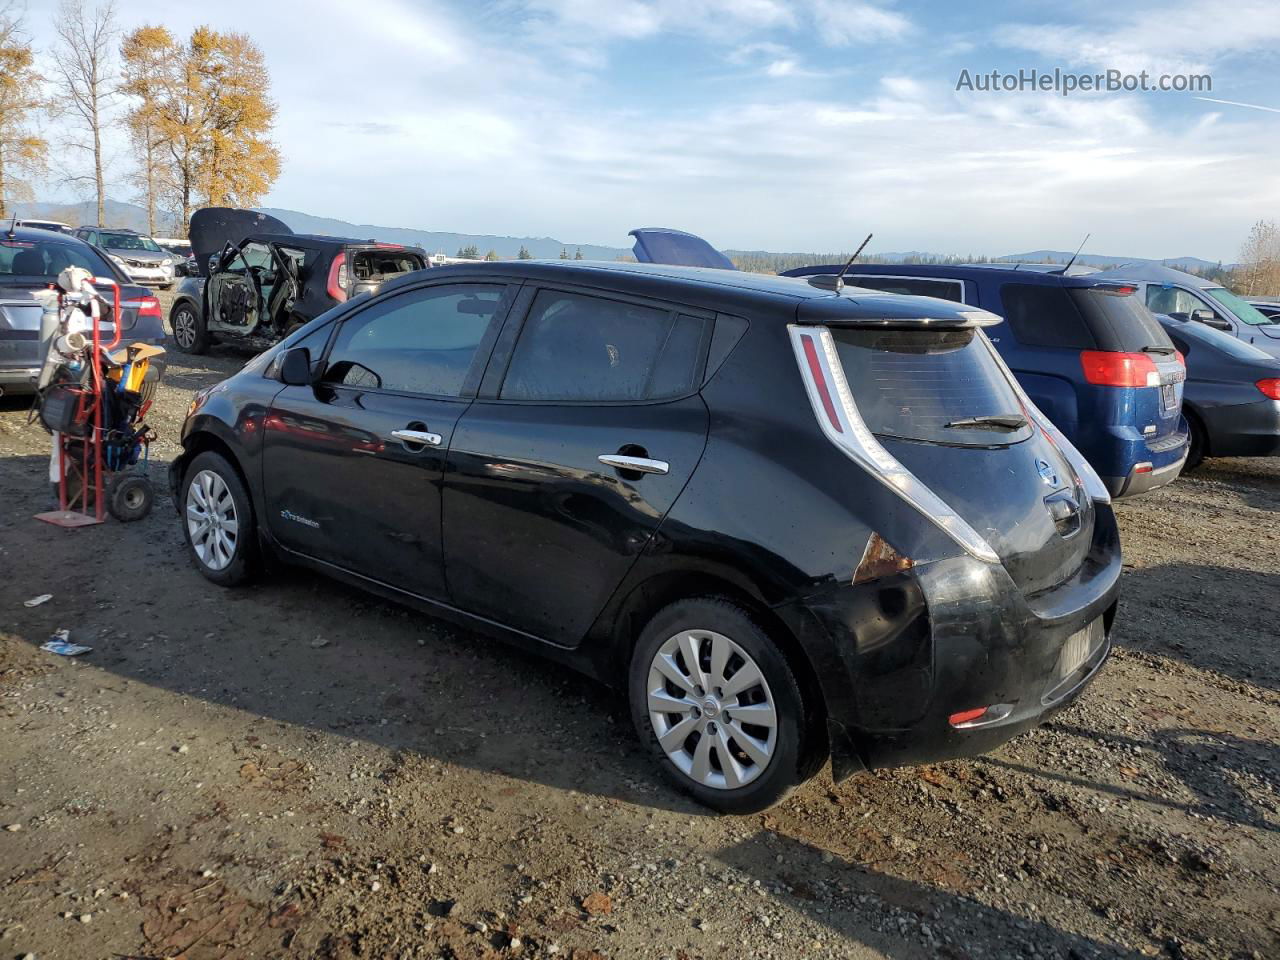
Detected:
left=629, top=598, right=814, bottom=813
left=180, top=451, right=257, bottom=586
left=170, top=302, right=209, bottom=354
left=1184, top=415, right=1207, bottom=471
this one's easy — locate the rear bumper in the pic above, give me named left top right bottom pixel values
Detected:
left=0, top=365, right=41, bottom=394
left=1198, top=398, right=1280, bottom=459
left=777, top=505, right=1122, bottom=780
left=1102, top=449, right=1187, bottom=498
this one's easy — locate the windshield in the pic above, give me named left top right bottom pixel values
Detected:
left=830, top=327, right=1032, bottom=446
left=100, top=232, right=163, bottom=253
left=1203, top=286, right=1274, bottom=326
left=0, top=238, right=117, bottom=281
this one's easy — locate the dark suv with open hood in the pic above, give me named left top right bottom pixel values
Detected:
left=168, top=207, right=428, bottom=354
left=170, top=260, right=1120, bottom=812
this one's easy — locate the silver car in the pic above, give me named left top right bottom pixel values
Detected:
left=72, top=227, right=176, bottom=289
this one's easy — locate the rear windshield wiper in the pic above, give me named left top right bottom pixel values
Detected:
left=944, top=414, right=1028, bottom=431
left=1142, top=345, right=1176, bottom=356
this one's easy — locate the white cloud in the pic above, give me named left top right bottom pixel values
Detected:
left=994, top=0, right=1280, bottom=76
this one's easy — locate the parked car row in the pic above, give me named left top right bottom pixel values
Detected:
left=162, top=220, right=1276, bottom=812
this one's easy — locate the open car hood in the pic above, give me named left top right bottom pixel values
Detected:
left=189, top=207, right=293, bottom=277
left=629, top=228, right=736, bottom=271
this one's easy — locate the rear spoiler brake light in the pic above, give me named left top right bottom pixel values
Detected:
left=795, top=310, right=1002, bottom=330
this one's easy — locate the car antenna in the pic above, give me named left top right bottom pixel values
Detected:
left=1056, top=233, right=1091, bottom=275
left=806, top=233, right=873, bottom=292
left=4, top=217, right=16, bottom=241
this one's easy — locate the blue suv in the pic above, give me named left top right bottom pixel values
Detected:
left=780, top=264, right=1189, bottom=498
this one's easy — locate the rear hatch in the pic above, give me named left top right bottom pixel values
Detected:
left=1072, top=283, right=1185, bottom=445
left=190, top=207, right=293, bottom=278
left=798, top=297, right=1096, bottom=596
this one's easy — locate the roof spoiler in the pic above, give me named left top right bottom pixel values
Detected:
left=628, top=227, right=737, bottom=271
left=797, top=297, right=1002, bottom=329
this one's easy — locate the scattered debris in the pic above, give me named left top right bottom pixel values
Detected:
left=581, top=892, right=613, bottom=916
left=40, top=629, right=91, bottom=657
left=23, top=594, right=52, bottom=607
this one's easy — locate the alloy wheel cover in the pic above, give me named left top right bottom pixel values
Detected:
left=185, top=469, right=239, bottom=571
left=646, top=629, right=778, bottom=790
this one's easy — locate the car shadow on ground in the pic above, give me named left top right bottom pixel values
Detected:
left=1116, top=561, right=1280, bottom=693
left=0, top=451, right=1244, bottom=958
left=1187, top=457, right=1280, bottom=513
left=714, top=830, right=1149, bottom=959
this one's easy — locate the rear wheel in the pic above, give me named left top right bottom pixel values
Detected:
left=1184, top=413, right=1207, bottom=471
left=629, top=598, right=811, bottom=813
left=170, top=302, right=209, bottom=354
left=181, top=451, right=257, bottom=586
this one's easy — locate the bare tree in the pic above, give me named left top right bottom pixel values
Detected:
left=0, top=3, right=46, bottom=219
left=51, top=0, right=117, bottom=226
left=1238, top=220, right=1280, bottom=297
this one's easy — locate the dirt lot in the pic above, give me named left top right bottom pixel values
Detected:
left=1, top=302, right=1277, bottom=960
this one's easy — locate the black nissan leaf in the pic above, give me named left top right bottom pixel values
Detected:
left=170, top=261, right=1121, bottom=812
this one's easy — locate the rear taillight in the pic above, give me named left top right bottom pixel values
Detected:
left=789, top=326, right=1000, bottom=564
left=1080, top=350, right=1160, bottom=387
left=1257, top=378, right=1280, bottom=401
left=120, top=295, right=162, bottom=328
left=326, top=253, right=348, bottom=302
left=1174, top=350, right=1185, bottom=368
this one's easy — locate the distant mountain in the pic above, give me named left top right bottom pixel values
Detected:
left=995, top=250, right=1232, bottom=272
left=257, top=207, right=631, bottom=261
left=14, top=198, right=1234, bottom=272
left=11, top=199, right=181, bottom=235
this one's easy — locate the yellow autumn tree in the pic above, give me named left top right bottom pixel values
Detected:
left=120, top=24, right=173, bottom=236
left=119, top=24, right=280, bottom=233
left=0, top=4, right=47, bottom=219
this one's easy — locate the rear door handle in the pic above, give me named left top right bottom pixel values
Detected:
left=392, top=428, right=442, bottom=448
left=598, top=454, right=669, bottom=475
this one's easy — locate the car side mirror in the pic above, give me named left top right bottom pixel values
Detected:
left=279, top=346, right=314, bottom=386
left=1190, top=308, right=1230, bottom=330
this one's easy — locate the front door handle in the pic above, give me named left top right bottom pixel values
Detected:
left=392, top=428, right=442, bottom=449
left=598, top=454, right=669, bottom=475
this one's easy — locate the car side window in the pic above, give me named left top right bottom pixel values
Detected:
left=321, top=284, right=505, bottom=397
left=1146, top=285, right=1213, bottom=320
left=500, top=290, right=705, bottom=402
left=998, top=283, right=1097, bottom=349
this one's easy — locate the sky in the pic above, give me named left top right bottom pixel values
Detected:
left=18, top=0, right=1280, bottom=261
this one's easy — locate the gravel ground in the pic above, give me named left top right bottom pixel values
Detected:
left=0, top=299, right=1277, bottom=959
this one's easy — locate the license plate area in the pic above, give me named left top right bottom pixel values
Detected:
left=1044, top=617, right=1107, bottom=705
left=1160, top=382, right=1176, bottom=411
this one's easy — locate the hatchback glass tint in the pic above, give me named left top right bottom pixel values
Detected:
left=322, top=284, right=504, bottom=396
left=502, top=290, right=704, bottom=401
left=999, top=284, right=1097, bottom=349
left=832, top=328, right=1032, bottom=446
left=1070, top=288, right=1174, bottom=353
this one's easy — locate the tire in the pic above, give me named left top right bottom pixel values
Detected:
left=170, top=301, right=209, bottom=354
left=106, top=473, right=153, bottom=522
left=1184, top=414, right=1207, bottom=472
left=629, top=598, right=813, bottom=813
left=180, top=451, right=257, bottom=586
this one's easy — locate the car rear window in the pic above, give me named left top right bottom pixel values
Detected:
left=845, top=275, right=965, bottom=302
left=998, top=283, right=1097, bottom=349
left=1069, top=287, right=1175, bottom=353
left=0, top=238, right=115, bottom=280
left=830, top=328, right=1032, bottom=446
